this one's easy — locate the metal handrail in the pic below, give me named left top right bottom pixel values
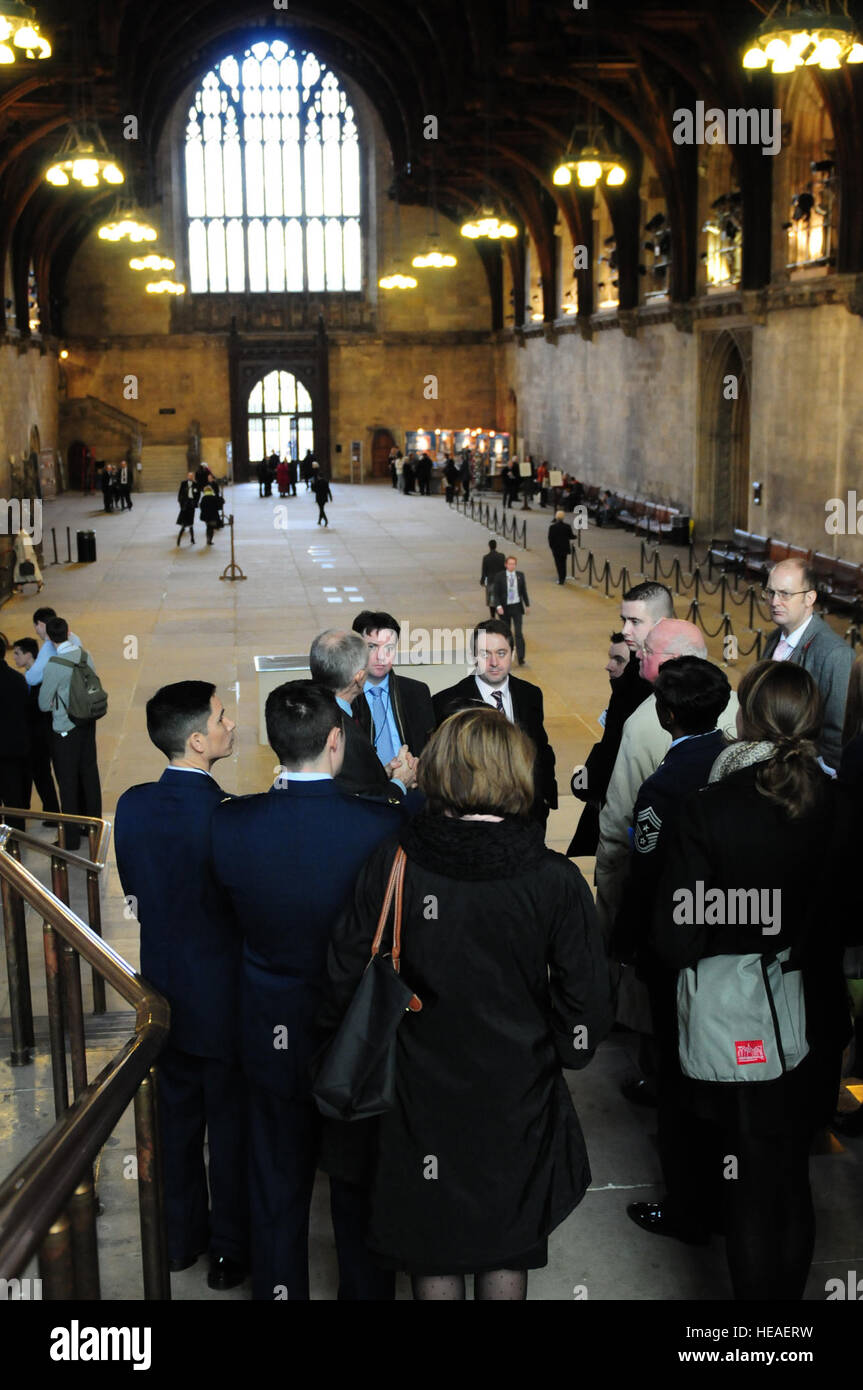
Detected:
left=0, top=821, right=171, bottom=1298
left=1, top=810, right=114, bottom=1058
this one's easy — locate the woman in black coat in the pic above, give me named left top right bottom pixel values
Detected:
left=175, top=473, right=200, bottom=545
left=198, top=486, right=223, bottom=545
left=320, top=708, right=612, bottom=1299
left=649, top=661, right=857, bottom=1300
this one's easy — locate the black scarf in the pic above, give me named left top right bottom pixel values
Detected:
left=399, top=811, right=548, bottom=881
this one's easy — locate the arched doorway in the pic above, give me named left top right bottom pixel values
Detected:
left=247, top=370, right=314, bottom=465
left=696, top=330, right=751, bottom=537
left=371, top=428, right=397, bottom=479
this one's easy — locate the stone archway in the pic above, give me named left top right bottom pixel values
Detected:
left=695, top=328, right=752, bottom=537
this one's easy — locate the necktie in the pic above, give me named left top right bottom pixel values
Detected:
left=508, top=574, right=517, bottom=603
left=368, top=687, right=397, bottom=765
left=491, top=690, right=504, bottom=714
left=773, top=637, right=793, bottom=661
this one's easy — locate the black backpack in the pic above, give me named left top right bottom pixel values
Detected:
left=50, top=650, right=109, bottom=722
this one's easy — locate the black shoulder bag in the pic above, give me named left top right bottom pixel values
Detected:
left=312, top=848, right=422, bottom=1121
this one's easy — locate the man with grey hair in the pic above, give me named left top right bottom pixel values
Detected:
left=309, top=630, right=416, bottom=800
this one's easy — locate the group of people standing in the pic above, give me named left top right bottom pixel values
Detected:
left=98, top=460, right=133, bottom=513
left=0, top=606, right=104, bottom=852
left=176, top=466, right=225, bottom=546
left=257, top=450, right=318, bottom=499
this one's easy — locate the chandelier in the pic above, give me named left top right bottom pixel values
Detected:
left=743, top=2, right=863, bottom=71
left=99, top=214, right=158, bottom=243
left=145, top=280, right=186, bottom=295
left=130, top=253, right=176, bottom=272
left=554, top=145, right=627, bottom=189
left=0, top=1, right=51, bottom=62
left=378, top=267, right=417, bottom=290
left=460, top=207, right=518, bottom=239
left=412, top=234, right=457, bottom=269
left=45, top=126, right=124, bottom=188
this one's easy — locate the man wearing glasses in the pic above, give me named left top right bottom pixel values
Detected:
left=762, top=559, right=854, bottom=771
left=350, top=610, right=436, bottom=764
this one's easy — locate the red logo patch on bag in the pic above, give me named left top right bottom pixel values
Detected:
left=735, top=1040, right=767, bottom=1065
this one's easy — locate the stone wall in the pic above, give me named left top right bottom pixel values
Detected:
left=751, top=303, right=863, bottom=561
left=0, top=343, right=58, bottom=492
left=506, top=301, right=863, bottom=563
left=507, top=321, right=697, bottom=508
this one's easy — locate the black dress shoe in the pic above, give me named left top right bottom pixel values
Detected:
left=620, top=1077, right=658, bottom=1107
left=207, top=1255, right=247, bottom=1290
left=832, top=1106, right=863, bottom=1138
left=626, top=1202, right=709, bottom=1246
left=169, top=1250, right=206, bottom=1272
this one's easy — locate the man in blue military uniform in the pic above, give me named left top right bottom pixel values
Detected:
left=114, top=681, right=248, bottom=1290
left=612, top=656, right=732, bottom=1247
left=211, top=680, right=403, bottom=1301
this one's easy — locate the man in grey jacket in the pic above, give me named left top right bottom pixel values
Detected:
left=38, top=617, right=102, bottom=850
left=762, top=559, right=854, bottom=771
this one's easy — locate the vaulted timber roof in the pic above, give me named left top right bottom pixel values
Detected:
left=1, top=0, right=862, bottom=336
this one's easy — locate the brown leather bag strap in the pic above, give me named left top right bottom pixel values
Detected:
left=388, top=848, right=422, bottom=1013
left=369, top=848, right=403, bottom=959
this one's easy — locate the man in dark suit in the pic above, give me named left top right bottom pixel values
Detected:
left=762, top=558, right=854, bottom=770
left=567, top=633, right=652, bottom=857
left=548, top=510, right=574, bottom=585
left=432, top=619, right=557, bottom=826
left=114, top=681, right=247, bottom=1290
left=211, top=680, right=402, bottom=1300
left=350, top=610, right=435, bottom=762
left=0, top=635, right=31, bottom=829
left=490, top=554, right=530, bottom=664
left=480, top=539, right=506, bottom=618
left=309, top=628, right=417, bottom=801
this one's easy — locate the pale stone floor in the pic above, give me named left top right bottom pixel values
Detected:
left=1, top=481, right=861, bottom=1300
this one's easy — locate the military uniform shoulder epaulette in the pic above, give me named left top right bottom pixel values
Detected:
left=349, top=790, right=402, bottom=808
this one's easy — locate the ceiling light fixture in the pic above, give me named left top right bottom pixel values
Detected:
left=98, top=212, right=158, bottom=243
left=743, top=2, right=863, bottom=71
left=130, top=253, right=176, bottom=272
left=45, top=125, right=124, bottom=188
left=554, top=145, right=627, bottom=189
left=378, top=268, right=418, bottom=289
left=460, top=207, right=518, bottom=239
left=0, top=1, right=51, bottom=63
left=145, top=279, right=186, bottom=295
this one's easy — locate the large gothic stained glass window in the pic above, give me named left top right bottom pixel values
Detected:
left=185, top=39, right=361, bottom=293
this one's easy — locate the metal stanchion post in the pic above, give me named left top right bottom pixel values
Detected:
left=219, top=515, right=247, bottom=582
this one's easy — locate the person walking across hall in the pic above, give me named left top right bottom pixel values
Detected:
left=176, top=472, right=200, bottom=546
left=480, top=538, right=506, bottom=618
left=490, top=554, right=530, bottom=664
left=312, top=466, right=333, bottom=527
left=199, top=483, right=224, bottom=546
left=547, top=510, right=574, bottom=584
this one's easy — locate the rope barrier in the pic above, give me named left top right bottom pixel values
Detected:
left=453, top=492, right=527, bottom=549
left=684, top=601, right=731, bottom=640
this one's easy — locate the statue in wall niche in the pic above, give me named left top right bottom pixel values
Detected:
left=187, top=419, right=201, bottom=469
